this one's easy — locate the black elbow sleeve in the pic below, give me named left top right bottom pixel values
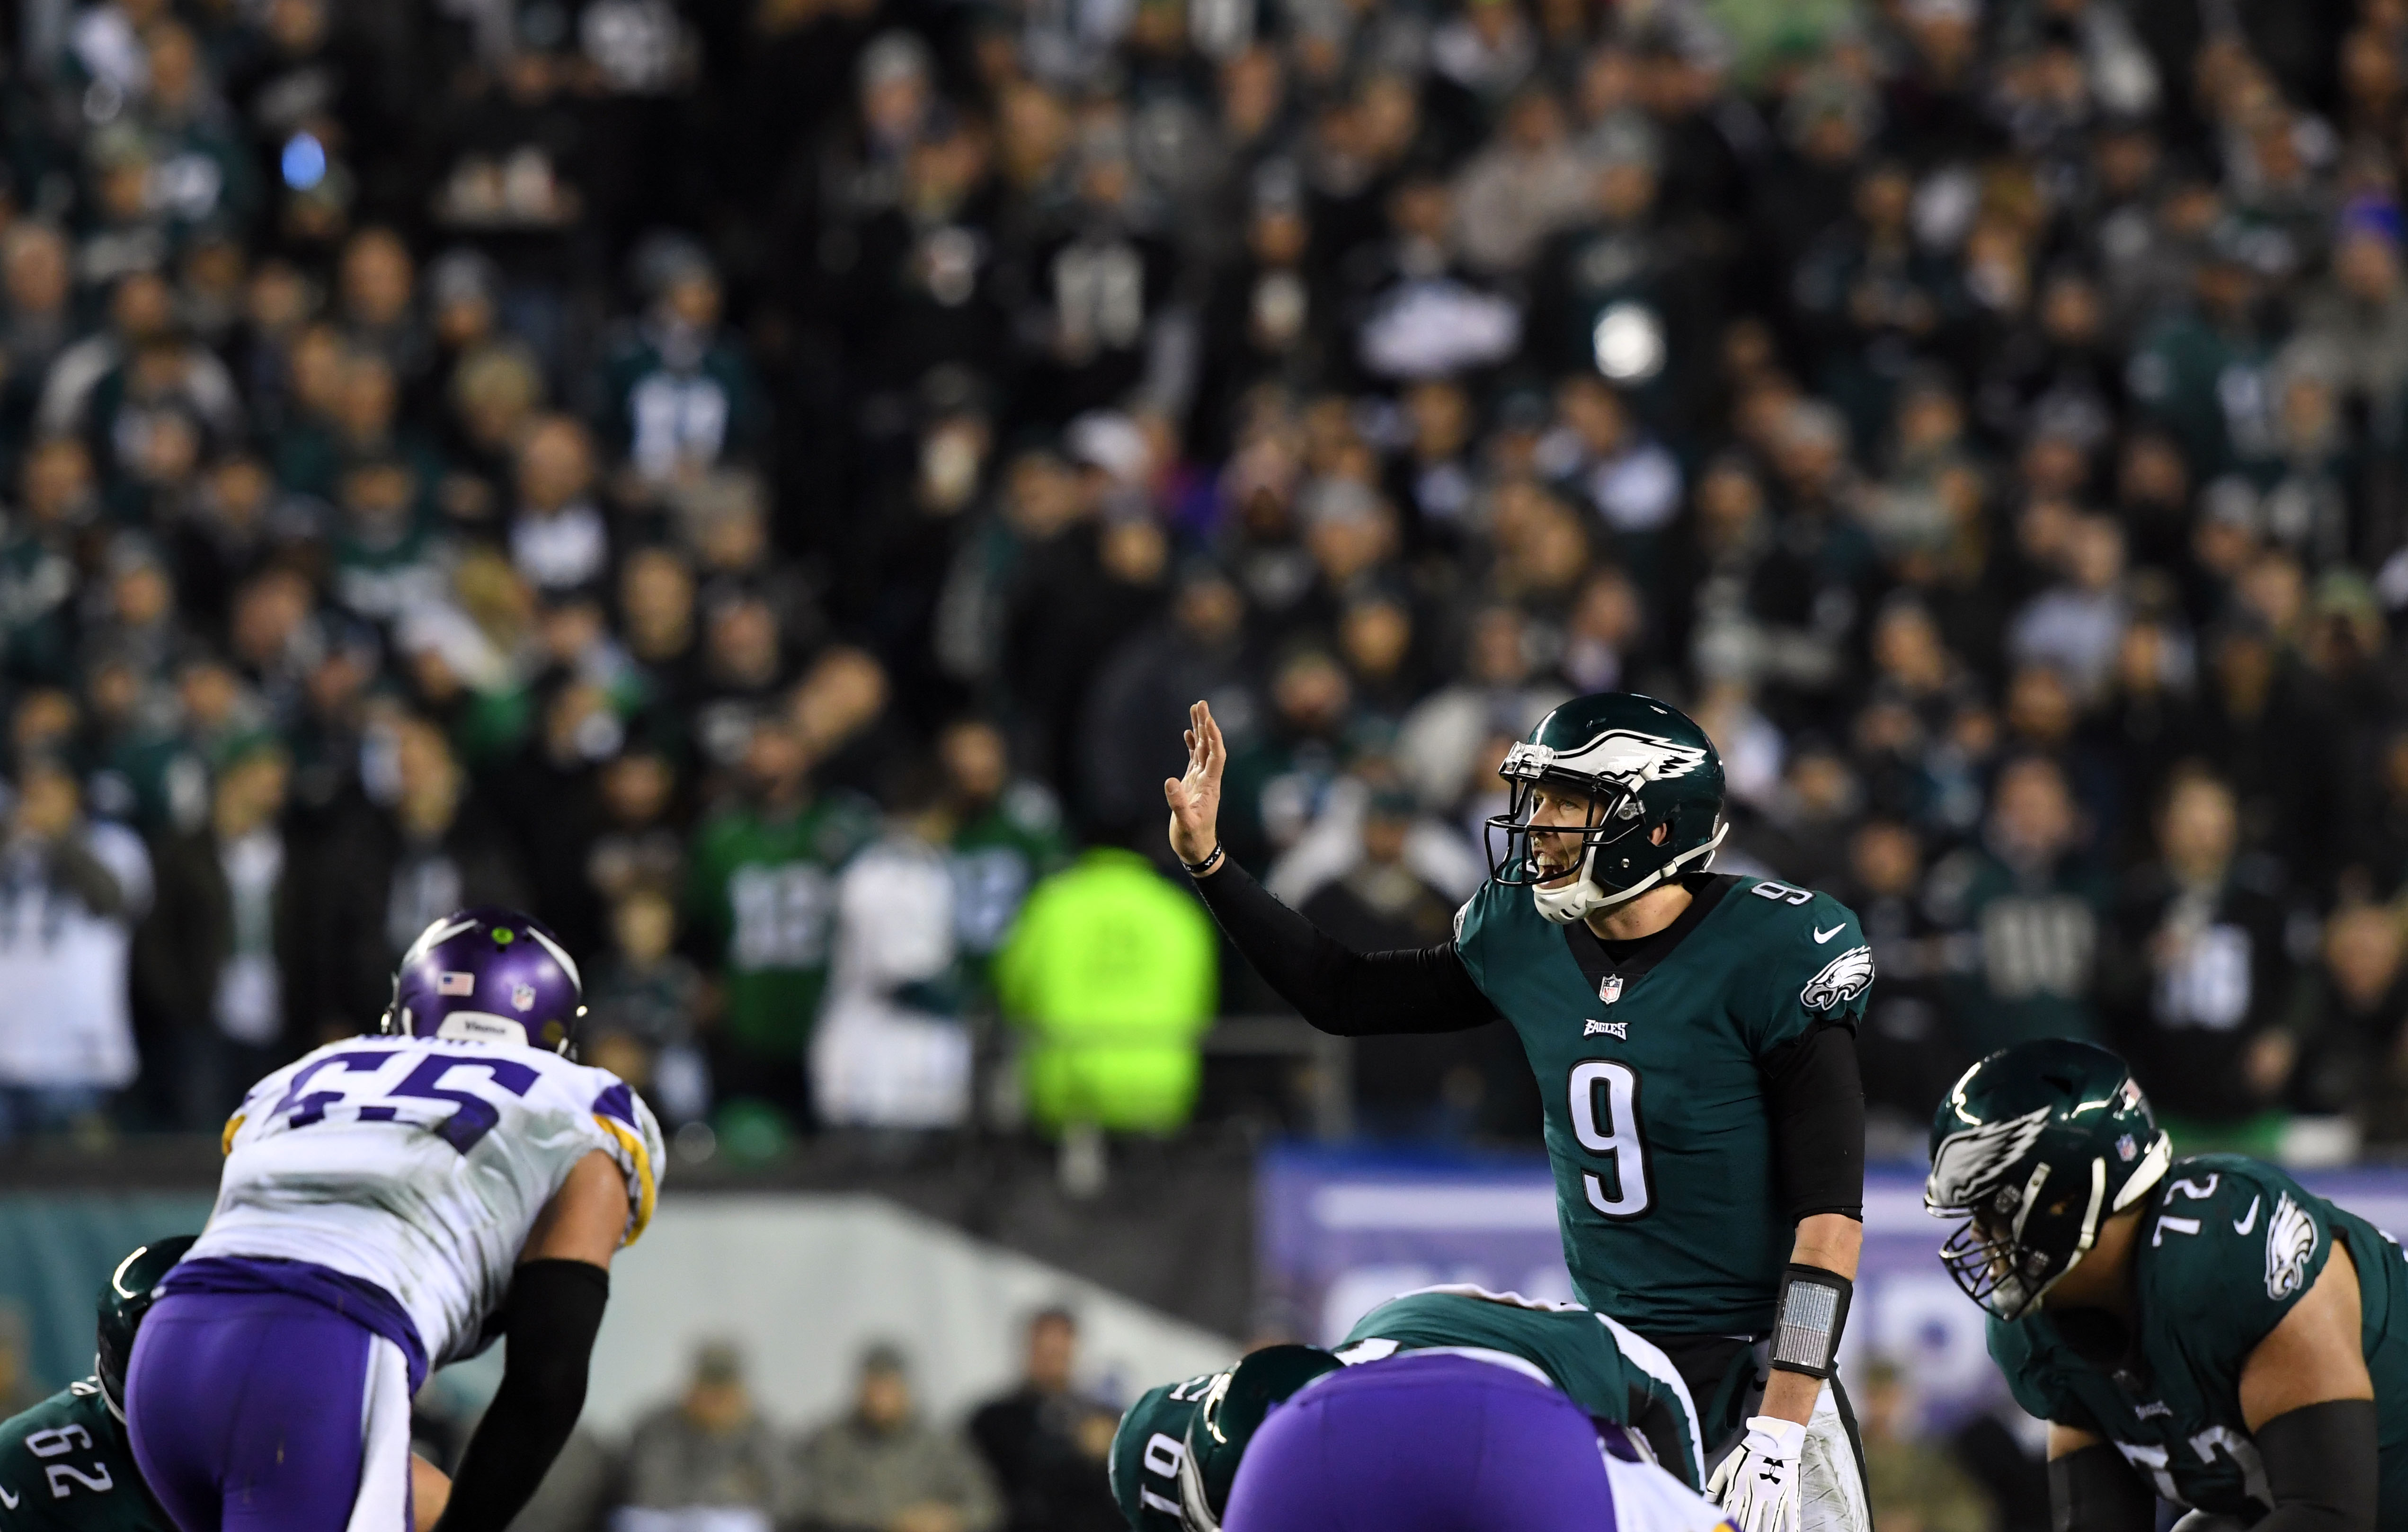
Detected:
left=2050, top=1443, right=2155, bottom=1532
left=2251, top=1399, right=2380, bottom=1532
left=432, top=1259, right=610, bottom=1532
left=1192, top=858, right=1494, bottom=1034
left=1764, top=1024, right=1866, bottom=1223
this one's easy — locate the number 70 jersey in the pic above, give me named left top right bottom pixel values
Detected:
left=193, top=1036, right=665, bottom=1371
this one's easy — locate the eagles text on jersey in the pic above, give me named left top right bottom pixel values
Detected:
left=1454, top=873, right=1872, bottom=1334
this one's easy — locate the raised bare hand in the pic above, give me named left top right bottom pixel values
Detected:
left=1163, top=699, right=1226, bottom=870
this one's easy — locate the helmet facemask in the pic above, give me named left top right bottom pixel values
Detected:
left=1484, top=764, right=1724, bottom=925
left=1929, top=1134, right=2169, bottom=1319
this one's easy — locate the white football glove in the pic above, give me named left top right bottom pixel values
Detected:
left=1708, top=1416, right=1807, bottom=1532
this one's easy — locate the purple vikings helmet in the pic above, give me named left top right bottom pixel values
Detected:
left=381, top=908, right=585, bottom=1053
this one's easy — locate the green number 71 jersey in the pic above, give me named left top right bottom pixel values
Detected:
left=0, top=1380, right=171, bottom=1532
left=1991, top=1156, right=2408, bottom=1525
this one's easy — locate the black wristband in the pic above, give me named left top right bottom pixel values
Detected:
left=2253, top=1398, right=2380, bottom=1532
left=1183, top=844, right=1226, bottom=877
left=2051, top=1442, right=2154, bottom=1532
left=1768, top=1264, right=1852, bottom=1379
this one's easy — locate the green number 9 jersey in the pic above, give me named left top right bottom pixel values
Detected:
left=1453, top=873, right=1872, bottom=1335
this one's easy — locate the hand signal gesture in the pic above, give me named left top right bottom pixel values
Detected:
left=1164, top=699, right=1226, bottom=870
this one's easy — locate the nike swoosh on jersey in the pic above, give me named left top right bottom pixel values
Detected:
left=2235, top=1195, right=2261, bottom=1235
left=1813, top=924, right=1845, bottom=943
left=0, top=1481, right=18, bottom=1509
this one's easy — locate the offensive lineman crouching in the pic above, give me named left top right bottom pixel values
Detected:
left=1164, top=693, right=1874, bottom=1532
left=1111, top=1286, right=1720, bottom=1532
left=1928, top=1040, right=2408, bottom=1532
left=0, top=1237, right=453, bottom=1531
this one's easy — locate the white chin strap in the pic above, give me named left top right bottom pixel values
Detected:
left=1532, top=820, right=1728, bottom=926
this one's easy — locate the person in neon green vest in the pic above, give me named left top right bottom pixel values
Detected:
left=997, top=846, right=1217, bottom=1133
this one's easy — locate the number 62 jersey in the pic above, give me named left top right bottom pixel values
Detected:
left=0, top=1379, right=168, bottom=1532
left=191, top=1036, right=664, bottom=1374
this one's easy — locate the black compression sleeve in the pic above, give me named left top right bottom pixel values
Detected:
left=433, top=1260, right=610, bottom=1532
left=1763, top=1023, right=1866, bottom=1223
left=2050, top=1443, right=2155, bottom=1532
left=2252, top=1399, right=2380, bottom=1532
left=1191, top=860, right=1497, bottom=1036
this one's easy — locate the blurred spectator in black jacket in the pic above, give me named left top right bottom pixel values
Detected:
left=131, top=739, right=297, bottom=1129
left=2104, top=766, right=2306, bottom=1155
left=969, top=1309, right=1120, bottom=1532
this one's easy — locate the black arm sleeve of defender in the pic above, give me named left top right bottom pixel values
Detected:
left=433, top=1260, right=610, bottom=1532
left=2251, top=1399, right=2381, bottom=1532
left=1191, top=860, right=1497, bottom=1035
left=1763, top=1023, right=1866, bottom=1223
left=2050, top=1444, right=2156, bottom=1532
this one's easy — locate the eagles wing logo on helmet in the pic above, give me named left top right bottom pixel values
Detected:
left=1800, top=944, right=1876, bottom=1012
left=1926, top=1105, right=2054, bottom=1212
left=1526, top=729, right=1712, bottom=788
left=2265, top=1192, right=2319, bottom=1300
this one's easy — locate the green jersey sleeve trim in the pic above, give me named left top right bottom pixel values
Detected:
left=2147, top=1158, right=2334, bottom=1355
left=1733, top=887, right=1872, bottom=1058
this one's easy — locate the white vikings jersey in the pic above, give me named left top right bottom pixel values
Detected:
left=1608, top=1452, right=1740, bottom=1532
left=191, top=1035, right=663, bottom=1369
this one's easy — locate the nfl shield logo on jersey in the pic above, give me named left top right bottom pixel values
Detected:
left=1599, top=975, right=1623, bottom=1005
left=511, top=981, right=537, bottom=1012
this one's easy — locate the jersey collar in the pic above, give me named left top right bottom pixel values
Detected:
left=1560, top=873, right=1740, bottom=992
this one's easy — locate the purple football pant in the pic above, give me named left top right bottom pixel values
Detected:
left=126, top=1291, right=412, bottom=1532
left=1224, top=1352, right=1622, bottom=1532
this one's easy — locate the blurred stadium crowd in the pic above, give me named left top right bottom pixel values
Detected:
left=0, top=0, right=2407, bottom=1168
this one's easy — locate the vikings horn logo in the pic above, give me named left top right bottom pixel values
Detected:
left=1925, top=1105, right=2054, bottom=1213
left=1800, top=944, right=1876, bottom=1012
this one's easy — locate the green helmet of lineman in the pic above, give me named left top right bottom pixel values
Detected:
left=1924, top=1041, right=2171, bottom=1319
left=1176, top=1346, right=1342, bottom=1532
left=96, top=1236, right=195, bottom=1417
left=1484, top=694, right=1728, bottom=925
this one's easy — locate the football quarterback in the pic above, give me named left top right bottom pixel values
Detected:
left=1111, top=1287, right=1720, bottom=1532
left=1166, top=693, right=1875, bottom=1532
left=1927, top=1039, right=2408, bottom=1532
left=124, top=908, right=662, bottom=1532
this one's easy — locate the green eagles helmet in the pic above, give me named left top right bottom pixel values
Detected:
left=1486, top=693, right=1728, bottom=923
left=97, top=1234, right=196, bottom=1416
left=1924, top=1041, right=2170, bottom=1319
left=1177, top=1346, right=1342, bottom=1532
